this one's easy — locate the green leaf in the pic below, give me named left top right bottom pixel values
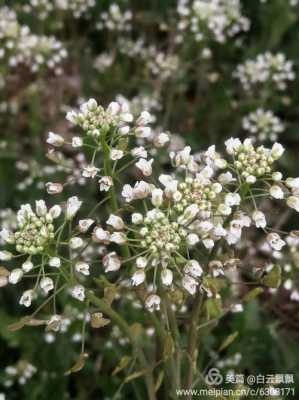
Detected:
left=65, top=353, right=88, bottom=375
left=243, top=287, right=264, bottom=303
left=218, top=331, right=239, bottom=352
left=130, top=322, right=143, bottom=340
left=262, top=265, right=281, bottom=289
left=124, top=369, right=148, bottom=383
left=112, top=356, right=132, bottom=376
left=155, top=371, right=164, bottom=392
left=163, top=333, right=174, bottom=360
left=205, top=298, right=223, bottom=319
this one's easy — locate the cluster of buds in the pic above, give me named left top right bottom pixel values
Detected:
left=235, top=52, right=295, bottom=91
left=6, top=201, right=61, bottom=255
left=96, top=4, right=132, bottom=32
left=225, top=138, right=284, bottom=184
left=176, top=0, right=250, bottom=44
left=242, top=109, right=285, bottom=142
left=66, top=98, right=152, bottom=140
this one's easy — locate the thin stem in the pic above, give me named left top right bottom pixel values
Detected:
left=87, top=291, right=156, bottom=400
left=185, top=293, right=204, bottom=397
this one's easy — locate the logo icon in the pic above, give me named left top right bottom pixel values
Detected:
left=205, top=368, right=223, bottom=386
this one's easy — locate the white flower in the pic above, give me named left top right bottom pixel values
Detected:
left=202, top=238, right=214, bottom=249
left=9, top=269, right=23, bottom=284
left=75, top=262, right=90, bottom=276
left=47, top=132, right=64, bottom=147
left=145, top=294, right=161, bottom=312
left=93, top=227, right=110, bottom=243
left=286, top=177, right=299, bottom=189
left=187, top=233, right=199, bottom=246
left=267, top=233, right=285, bottom=251
left=107, top=101, right=120, bottom=115
left=217, top=204, right=232, bottom=216
left=66, top=196, right=82, bottom=219
left=182, top=275, right=198, bottom=295
left=82, top=165, right=99, bottom=178
left=49, top=257, right=61, bottom=268
left=69, top=237, right=84, bottom=249
left=131, top=146, right=147, bottom=158
left=71, top=285, right=85, bottom=302
left=272, top=172, right=283, bottom=181
left=46, top=182, right=63, bottom=194
left=151, top=188, right=163, bottom=207
left=0, top=251, right=13, bottom=261
left=35, top=200, right=47, bottom=216
left=66, top=110, right=78, bottom=124
left=180, top=204, right=199, bottom=222
left=155, top=132, right=170, bottom=147
left=269, top=185, right=284, bottom=199
left=122, top=184, right=134, bottom=202
left=19, top=289, right=34, bottom=307
left=78, top=219, right=94, bottom=233
left=225, top=138, right=241, bottom=154
left=287, top=196, right=299, bottom=212
left=103, top=252, right=121, bottom=272
left=252, top=210, right=267, bottom=228
left=131, top=270, right=146, bottom=286
left=136, top=257, right=147, bottom=269
left=40, top=277, right=54, bottom=294
left=225, top=193, right=241, bottom=207
left=72, top=136, right=83, bottom=148
left=99, top=176, right=113, bottom=191
left=107, top=214, right=124, bottom=230
left=110, top=149, right=124, bottom=160
left=161, top=269, right=173, bottom=286
left=290, top=290, right=299, bottom=302
left=0, top=229, right=14, bottom=244
left=110, top=232, right=127, bottom=244
left=133, top=181, right=151, bottom=199
left=135, top=158, right=154, bottom=176
left=122, top=181, right=151, bottom=202
left=231, top=304, right=243, bottom=313
left=47, top=315, right=62, bottom=332
left=218, top=172, right=236, bottom=184
left=132, top=213, right=143, bottom=224
left=136, top=111, right=152, bottom=125
left=271, top=143, right=285, bottom=160
left=22, top=260, right=34, bottom=272
left=135, top=123, right=151, bottom=138
left=184, top=260, right=203, bottom=277
left=49, top=205, right=62, bottom=219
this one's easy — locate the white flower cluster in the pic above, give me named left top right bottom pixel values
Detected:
left=0, top=7, right=67, bottom=75
left=96, top=138, right=299, bottom=310
left=177, top=0, right=250, bottom=43
left=23, top=0, right=96, bottom=20
left=4, top=201, right=61, bottom=255
left=235, top=52, right=295, bottom=91
left=225, top=138, right=284, bottom=184
left=96, top=4, right=132, bottom=32
left=65, top=98, right=152, bottom=140
left=3, top=361, right=36, bottom=387
left=146, top=48, right=180, bottom=80
left=242, top=109, right=285, bottom=142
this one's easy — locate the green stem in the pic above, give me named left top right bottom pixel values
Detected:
left=185, top=293, right=203, bottom=397
left=87, top=291, right=156, bottom=400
